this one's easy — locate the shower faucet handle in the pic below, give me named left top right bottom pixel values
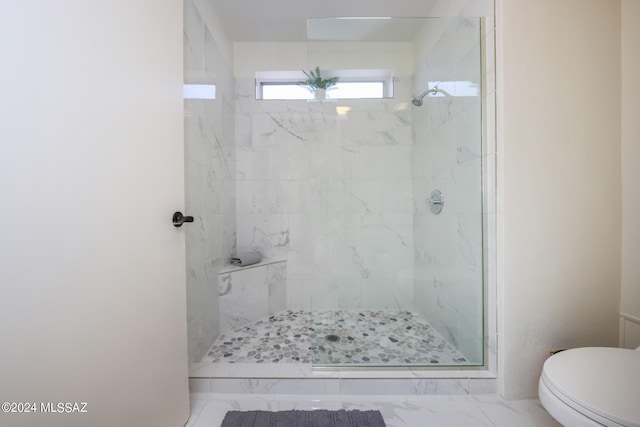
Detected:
left=428, top=190, right=444, bottom=215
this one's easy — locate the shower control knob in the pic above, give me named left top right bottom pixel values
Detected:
left=172, top=211, right=194, bottom=227
left=428, top=190, right=444, bottom=215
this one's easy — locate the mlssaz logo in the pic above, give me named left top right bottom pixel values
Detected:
left=40, top=402, right=88, bottom=413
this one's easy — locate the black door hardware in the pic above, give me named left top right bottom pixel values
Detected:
left=172, top=211, right=194, bottom=227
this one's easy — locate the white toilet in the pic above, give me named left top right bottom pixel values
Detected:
left=539, top=347, right=640, bottom=426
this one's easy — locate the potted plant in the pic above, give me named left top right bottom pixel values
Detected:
left=298, top=66, right=339, bottom=99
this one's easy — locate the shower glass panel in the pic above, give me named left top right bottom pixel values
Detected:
left=305, top=18, right=485, bottom=368
left=183, top=0, right=237, bottom=366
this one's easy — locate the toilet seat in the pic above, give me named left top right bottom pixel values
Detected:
left=539, top=347, right=640, bottom=427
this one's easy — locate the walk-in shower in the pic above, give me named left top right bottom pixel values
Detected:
left=184, top=7, right=486, bottom=373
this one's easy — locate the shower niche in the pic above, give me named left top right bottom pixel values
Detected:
left=186, top=11, right=487, bottom=372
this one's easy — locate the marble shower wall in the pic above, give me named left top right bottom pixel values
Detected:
left=184, top=0, right=236, bottom=365
left=234, top=78, right=415, bottom=312
left=411, top=19, right=484, bottom=364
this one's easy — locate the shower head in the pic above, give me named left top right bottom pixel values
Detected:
left=411, top=87, right=439, bottom=107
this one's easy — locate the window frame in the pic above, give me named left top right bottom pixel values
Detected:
left=255, top=69, right=394, bottom=100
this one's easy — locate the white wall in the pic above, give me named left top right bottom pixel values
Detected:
left=497, top=0, right=622, bottom=398
left=193, top=0, right=234, bottom=64
left=234, top=42, right=413, bottom=79
left=307, top=42, right=414, bottom=77
left=620, top=0, right=640, bottom=349
left=0, top=1, right=189, bottom=425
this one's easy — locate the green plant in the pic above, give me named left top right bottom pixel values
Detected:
left=298, top=66, right=339, bottom=91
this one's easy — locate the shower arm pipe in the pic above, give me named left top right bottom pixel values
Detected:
left=412, top=86, right=446, bottom=106
left=418, top=85, right=454, bottom=98
left=416, top=86, right=439, bottom=99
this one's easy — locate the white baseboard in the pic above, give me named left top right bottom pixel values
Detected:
left=619, top=313, right=640, bottom=349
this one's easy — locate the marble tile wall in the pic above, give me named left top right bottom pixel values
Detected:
left=234, top=78, right=415, bottom=312
left=184, top=0, right=236, bottom=365
left=218, top=261, right=287, bottom=333
left=411, top=19, right=485, bottom=364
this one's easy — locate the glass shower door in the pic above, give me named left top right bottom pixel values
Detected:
left=305, top=17, right=485, bottom=368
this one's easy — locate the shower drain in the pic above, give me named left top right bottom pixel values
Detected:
left=325, top=334, right=340, bottom=342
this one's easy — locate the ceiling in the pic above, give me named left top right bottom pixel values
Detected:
left=210, top=0, right=443, bottom=42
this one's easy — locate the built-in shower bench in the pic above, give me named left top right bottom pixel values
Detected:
left=218, top=258, right=287, bottom=333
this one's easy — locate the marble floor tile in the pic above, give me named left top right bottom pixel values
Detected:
left=186, top=394, right=561, bottom=427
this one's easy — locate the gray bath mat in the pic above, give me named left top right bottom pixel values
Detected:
left=220, top=409, right=386, bottom=426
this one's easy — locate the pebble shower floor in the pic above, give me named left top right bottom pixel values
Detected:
left=201, top=310, right=470, bottom=366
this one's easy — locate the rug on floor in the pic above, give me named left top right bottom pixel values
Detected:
left=220, top=409, right=386, bottom=427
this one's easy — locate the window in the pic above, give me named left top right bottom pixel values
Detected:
left=261, top=81, right=385, bottom=100
left=183, top=84, right=216, bottom=100
left=256, top=69, right=393, bottom=100
left=261, top=83, right=312, bottom=100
